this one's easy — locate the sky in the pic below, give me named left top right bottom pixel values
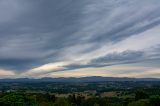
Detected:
left=0, top=0, right=160, bottom=78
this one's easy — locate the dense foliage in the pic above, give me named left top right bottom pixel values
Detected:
left=0, top=81, right=160, bottom=106
left=0, top=91, right=159, bottom=106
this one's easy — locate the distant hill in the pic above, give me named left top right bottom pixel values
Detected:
left=0, top=76, right=160, bottom=82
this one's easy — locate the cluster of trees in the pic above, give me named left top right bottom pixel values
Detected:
left=0, top=91, right=159, bottom=106
left=0, top=92, right=36, bottom=106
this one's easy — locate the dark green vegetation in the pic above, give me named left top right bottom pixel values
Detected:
left=0, top=81, right=160, bottom=106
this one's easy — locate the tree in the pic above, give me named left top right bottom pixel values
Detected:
left=128, top=99, right=150, bottom=106
left=135, top=91, right=149, bottom=100
left=150, top=95, right=160, bottom=106
left=53, top=98, right=71, bottom=106
left=0, top=92, right=37, bottom=106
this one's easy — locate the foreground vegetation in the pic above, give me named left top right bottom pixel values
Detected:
left=0, top=81, right=159, bottom=106
left=0, top=91, right=160, bottom=106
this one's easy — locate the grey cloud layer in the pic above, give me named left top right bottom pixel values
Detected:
left=0, top=0, right=160, bottom=75
left=64, top=51, right=146, bottom=71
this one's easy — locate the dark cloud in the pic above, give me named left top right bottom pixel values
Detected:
left=63, top=49, right=160, bottom=73
left=0, top=0, right=160, bottom=76
left=91, top=51, right=144, bottom=64
left=64, top=50, right=145, bottom=70
left=0, top=0, right=85, bottom=71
